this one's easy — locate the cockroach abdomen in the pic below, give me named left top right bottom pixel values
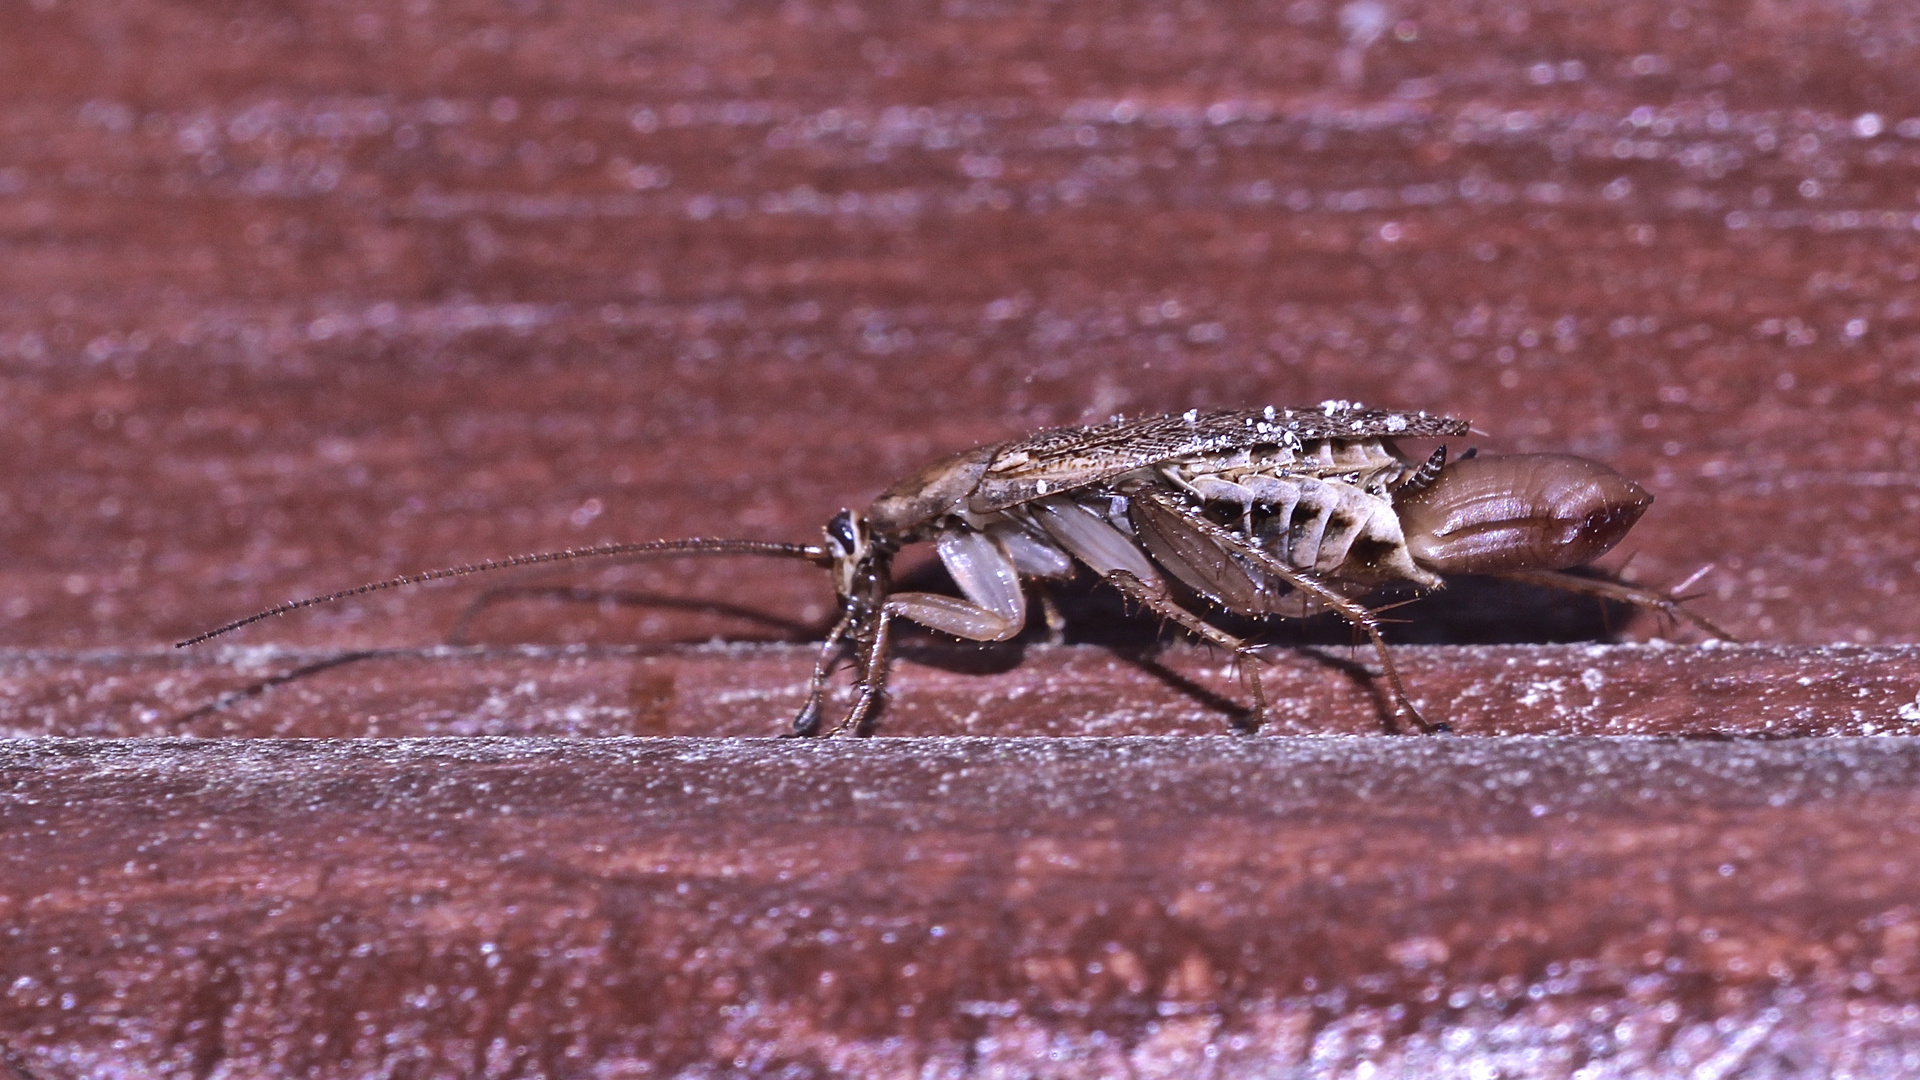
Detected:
left=1396, top=453, right=1652, bottom=575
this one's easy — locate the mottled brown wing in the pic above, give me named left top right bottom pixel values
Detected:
left=967, top=406, right=1469, bottom=513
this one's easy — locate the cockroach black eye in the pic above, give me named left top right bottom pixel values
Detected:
left=825, top=510, right=862, bottom=557
left=1397, top=453, right=1652, bottom=575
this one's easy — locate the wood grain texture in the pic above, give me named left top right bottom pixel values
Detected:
left=8, top=737, right=1920, bottom=1077
left=4, top=642, right=1919, bottom=740
left=2, top=0, right=1917, bottom=651
left=3, top=0, right=1920, bottom=1073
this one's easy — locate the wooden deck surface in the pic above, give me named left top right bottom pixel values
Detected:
left=4, top=0, right=1920, bottom=1073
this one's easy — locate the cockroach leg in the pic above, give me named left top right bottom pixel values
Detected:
left=1103, top=569, right=1269, bottom=733
left=835, top=608, right=896, bottom=736
left=788, top=609, right=856, bottom=738
left=1498, top=567, right=1737, bottom=642
left=1134, top=491, right=1440, bottom=734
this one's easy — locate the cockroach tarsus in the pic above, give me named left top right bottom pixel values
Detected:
left=179, top=404, right=1733, bottom=734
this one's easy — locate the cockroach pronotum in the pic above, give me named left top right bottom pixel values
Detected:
left=181, top=404, right=1730, bottom=734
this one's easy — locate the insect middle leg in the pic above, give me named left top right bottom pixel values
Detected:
left=1128, top=490, right=1442, bottom=733
left=1102, top=569, right=1269, bottom=732
left=1027, top=497, right=1273, bottom=731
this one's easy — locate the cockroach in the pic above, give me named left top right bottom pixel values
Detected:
left=180, top=404, right=1730, bottom=734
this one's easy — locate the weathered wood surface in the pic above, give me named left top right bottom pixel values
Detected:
left=4, top=0, right=1920, bottom=1073
left=4, top=0, right=1918, bottom=653
left=8, top=736, right=1920, bottom=1078
left=5, top=643, right=1920, bottom=739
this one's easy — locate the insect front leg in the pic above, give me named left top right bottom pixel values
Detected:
left=832, top=606, right=901, bottom=735
left=882, top=527, right=1030, bottom=642
left=788, top=608, right=856, bottom=737
left=791, top=600, right=901, bottom=738
left=800, top=526, right=1048, bottom=736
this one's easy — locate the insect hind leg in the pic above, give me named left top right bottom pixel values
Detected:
left=1497, top=567, right=1736, bottom=642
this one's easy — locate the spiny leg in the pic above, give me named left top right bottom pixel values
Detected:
left=1242, top=554, right=1436, bottom=733
left=831, top=608, right=896, bottom=736
left=1135, top=490, right=1441, bottom=734
left=1029, top=496, right=1267, bottom=730
left=1498, top=567, right=1736, bottom=642
left=1325, top=595, right=1435, bottom=734
left=1104, top=569, right=1269, bottom=733
left=788, top=608, right=855, bottom=737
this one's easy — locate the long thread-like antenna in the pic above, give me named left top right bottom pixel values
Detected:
left=176, top=538, right=829, bottom=648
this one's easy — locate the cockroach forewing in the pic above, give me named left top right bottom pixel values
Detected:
left=969, top=407, right=1469, bottom=513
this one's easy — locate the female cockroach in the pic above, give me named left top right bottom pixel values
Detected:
left=182, top=404, right=1729, bottom=734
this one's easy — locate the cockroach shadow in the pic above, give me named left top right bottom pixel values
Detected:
left=166, top=648, right=390, bottom=733
left=988, top=563, right=1646, bottom=731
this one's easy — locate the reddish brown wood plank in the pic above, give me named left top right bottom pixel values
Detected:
left=5, top=643, right=1920, bottom=739
left=1, top=0, right=1917, bottom=652
left=5, top=0, right=1920, bottom=1074
left=5, top=737, right=1920, bottom=1077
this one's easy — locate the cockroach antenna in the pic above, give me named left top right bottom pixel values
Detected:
left=175, top=537, right=830, bottom=648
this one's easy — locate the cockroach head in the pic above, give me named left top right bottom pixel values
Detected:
left=1396, top=453, right=1652, bottom=576
left=822, top=509, right=877, bottom=597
